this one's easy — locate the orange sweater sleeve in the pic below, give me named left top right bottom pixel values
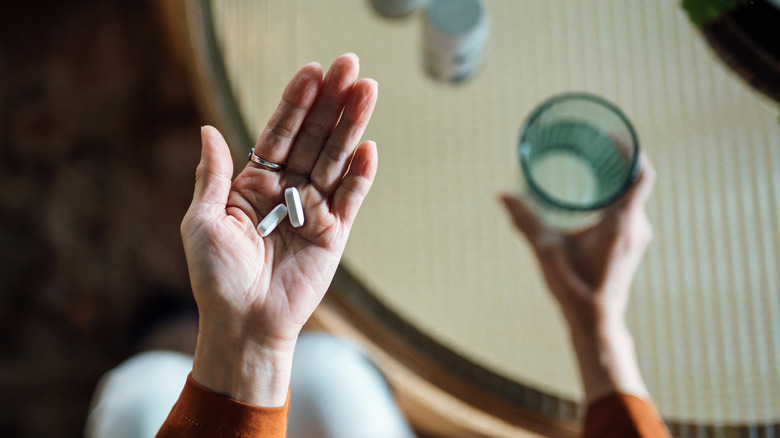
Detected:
left=583, top=393, right=671, bottom=438
left=156, top=373, right=289, bottom=438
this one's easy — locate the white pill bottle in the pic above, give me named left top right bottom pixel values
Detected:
left=423, top=0, right=490, bottom=83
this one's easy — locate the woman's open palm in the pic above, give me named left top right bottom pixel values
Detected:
left=181, top=54, right=378, bottom=351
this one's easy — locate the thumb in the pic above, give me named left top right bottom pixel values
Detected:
left=191, top=125, right=234, bottom=212
left=500, top=193, right=549, bottom=247
left=601, top=154, right=655, bottom=231
left=608, top=154, right=655, bottom=215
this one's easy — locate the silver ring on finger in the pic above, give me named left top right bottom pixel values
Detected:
left=248, top=148, right=286, bottom=172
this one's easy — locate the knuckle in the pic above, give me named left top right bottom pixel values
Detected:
left=267, top=122, right=296, bottom=141
left=194, top=162, right=207, bottom=182
left=302, top=117, right=331, bottom=140
left=621, top=216, right=652, bottom=250
left=324, top=142, right=351, bottom=163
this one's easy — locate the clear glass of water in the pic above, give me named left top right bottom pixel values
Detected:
left=519, top=92, right=639, bottom=229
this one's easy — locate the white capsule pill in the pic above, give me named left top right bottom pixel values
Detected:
left=257, top=203, right=288, bottom=237
left=285, top=187, right=305, bottom=228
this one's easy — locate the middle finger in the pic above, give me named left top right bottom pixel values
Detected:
left=285, top=53, right=360, bottom=175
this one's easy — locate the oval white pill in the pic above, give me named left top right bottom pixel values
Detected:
left=285, top=187, right=305, bottom=228
left=257, top=203, right=288, bottom=237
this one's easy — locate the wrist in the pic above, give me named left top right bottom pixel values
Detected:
left=567, top=316, right=649, bottom=404
left=568, top=316, right=631, bottom=353
left=191, top=322, right=296, bottom=407
left=566, top=309, right=626, bottom=337
left=559, top=295, right=626, bottom=334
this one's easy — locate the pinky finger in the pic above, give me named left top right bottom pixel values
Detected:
left=331, top=140, right=378, bottom=226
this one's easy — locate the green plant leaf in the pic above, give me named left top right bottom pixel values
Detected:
left=682, top=0, right=747, bottom=26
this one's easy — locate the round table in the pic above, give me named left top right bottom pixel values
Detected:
left=161, top=1, right=780, bottom=436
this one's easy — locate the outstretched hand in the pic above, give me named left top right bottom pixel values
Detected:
left=501, top=155, right=655, bottom=329
left=180, top=54, right=378, bottom=406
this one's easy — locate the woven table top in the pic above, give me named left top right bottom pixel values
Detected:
left=208, top=0, right=780, bottom=426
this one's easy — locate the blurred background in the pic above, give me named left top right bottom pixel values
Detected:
left=1, top=0, right=779, bottom=436
left=0, top=1, right=199, bottom=436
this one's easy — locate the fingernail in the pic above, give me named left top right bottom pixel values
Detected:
left=345, top=52, right=359, bottom=62
left=200, top=126, right=205, bottom=142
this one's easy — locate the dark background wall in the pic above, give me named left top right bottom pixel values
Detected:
left=0, top=1, right=202, bottom=436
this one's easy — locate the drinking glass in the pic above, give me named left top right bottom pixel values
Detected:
left=519, top=92, right=639, bottom=229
